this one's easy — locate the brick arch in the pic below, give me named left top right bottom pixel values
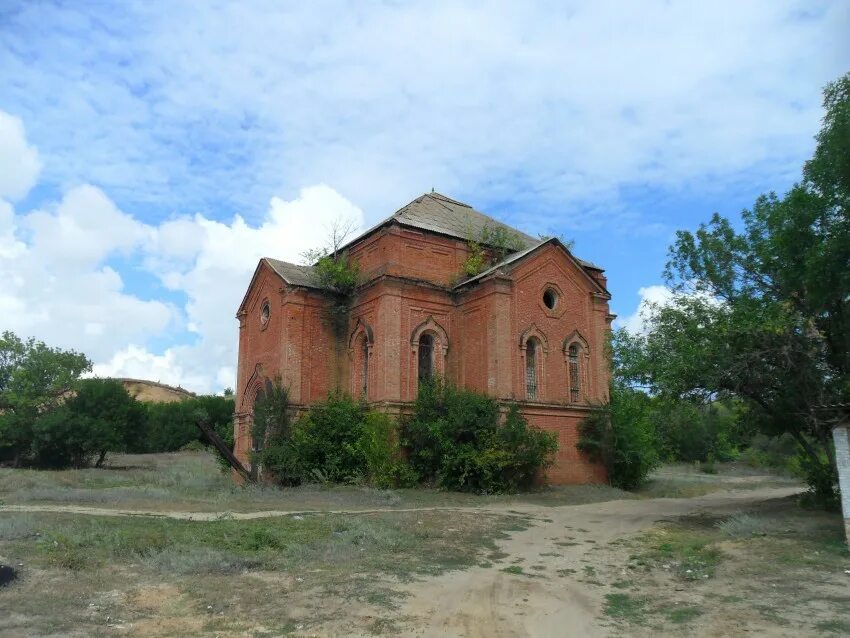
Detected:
left=348, top=318, right=374, bottom=398
left=410, top=315, right=449, bottom=354
left=347, top=317, right=374, bottom=350
left=240, top=363, right=270, bottom=412
left=410, top=315, right=449, bottom=395
left=519, top=323, right=549, bottom=353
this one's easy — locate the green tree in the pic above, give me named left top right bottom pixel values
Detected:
left=619, top=73, right=850, bottom=504
left=0, top=331, right=91, bottom=465
left=30, top=378, right=147, bottom=468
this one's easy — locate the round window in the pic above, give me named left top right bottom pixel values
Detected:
left=543, top=288, right=558, bottom=310
left=260, top=301, right=270, bottom=326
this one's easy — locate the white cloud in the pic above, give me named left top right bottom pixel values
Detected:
left=615, top=285, right=675, bottom=334
left=0, top=111, right=366, bottom=393
left=0, top=111, right=42, bottom=201
left=2, top=1, right=846, bottom=228
left=2, top=184, right=364, bottom=394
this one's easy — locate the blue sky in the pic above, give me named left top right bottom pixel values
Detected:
left=1, top=1, right=848, bottom=392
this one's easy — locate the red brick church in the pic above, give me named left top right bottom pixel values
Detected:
left=234, top=192, right=614, bottom=484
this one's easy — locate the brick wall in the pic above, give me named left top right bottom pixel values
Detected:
left=234, top=228, right=614, bottom=485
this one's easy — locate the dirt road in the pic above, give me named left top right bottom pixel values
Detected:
left=394, top=486, right=802, bottom=637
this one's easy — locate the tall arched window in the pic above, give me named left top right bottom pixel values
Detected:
left=360, top=334, right=369, bottom=397
left=526, top=338, right=539, bottom=399
left=418, top=332, right=434, bottom=383
left=568, top=343, right=580, bottom=403
left=251, top=388, right=266, bottom=453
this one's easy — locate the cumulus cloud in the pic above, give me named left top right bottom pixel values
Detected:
left=0, top=111, right=42, bottom=201
left=615, top=285, right=675, bottom=334
left=0, top=110, right=366, bottom=392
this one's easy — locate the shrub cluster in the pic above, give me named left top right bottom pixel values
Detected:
left=577, top=383, right=659, bottom=490
left=259, top=380, right=557, bottom=493
left=402, top=379, right=557, bottom=492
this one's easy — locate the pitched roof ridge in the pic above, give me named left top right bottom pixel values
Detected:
left=427, top=191, right=472, bottom=208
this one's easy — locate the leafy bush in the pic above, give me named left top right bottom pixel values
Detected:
left=260, top=393, right=367, bottom=486
left=651, top=399, right=741, bottom=463
left=356, top=412, right=417, bottom=488
left=141, top=395, right=234, bottom=453
left=577, top=384, right=659, bottom=490
left=292, top=393, right=367, bottom=483
left=402, top=379, right=557, bottom=493
left=30, top=378, right=147, bottom=468
left=798, top=453, right=840, bottom=512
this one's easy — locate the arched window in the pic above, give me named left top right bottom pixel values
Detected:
left=251, top=387, right=266, bottom=453
left=526, top=338, right=539, bottom=399
left=418, top=332, right=434, bottom=383
left=568, top=343, right=580, bottom=403
left=360, top=333, right=369, bottom=397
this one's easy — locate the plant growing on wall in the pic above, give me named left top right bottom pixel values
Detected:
left=302, top=218, right=361, bottom=337
left=461, top=222, right=526, bottom=277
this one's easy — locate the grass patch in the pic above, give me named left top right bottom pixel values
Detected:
left=501, top=565, right=524, bottom=575
left=603, top=593, right=648, bottom=624
left=816, top=618, right=850, bottom=634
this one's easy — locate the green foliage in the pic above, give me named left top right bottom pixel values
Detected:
left=798, top=452, right=840, bottom=512
left=288, top=393, right=368, bottom=484
left=402, top=379, right=558, bottom=493
left=260, top=393, right=367, bottom=486
left=461, top=222, right=526, bottom=277
left=649, top=398, right=742, bottom=463
left=303, top=232, right=361, bottom=337
left=577, top=384, right=659, bottom=490
left=141, top=395, right=235, bottom=454
left=356, top=412, right=417, bottom=488
left=39, top=379, right=147, bottom=468
left=617, top=74, right=850, bottom=503
left=313, top=252, right=360, bottom=295
left=258, top=380, right=557, bottom=493
left=0, top=331, right=91, bottom=465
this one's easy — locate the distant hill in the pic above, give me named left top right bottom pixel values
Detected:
left=116, top=378, right=196, bottom=403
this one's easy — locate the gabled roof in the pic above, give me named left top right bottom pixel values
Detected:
left=264, top=258, right=323, bottom=289
left=341, top=191, right=600, bottom=270
left=236, top=257, right=324, bottom=315
left=454, top=237, right=610, bottom=296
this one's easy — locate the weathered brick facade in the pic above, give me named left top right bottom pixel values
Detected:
left=234, top=193, right=614, bottom=484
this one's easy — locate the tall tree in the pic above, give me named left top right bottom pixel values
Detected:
left=619, top=74, right=850, bottom=493
left=0, top=331, right=91, bottom=465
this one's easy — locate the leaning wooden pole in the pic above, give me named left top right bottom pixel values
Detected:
left=195, top=419, right=255, bottom=483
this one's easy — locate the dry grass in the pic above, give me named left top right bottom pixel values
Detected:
left=600, top=497, right=850, bottom=634
left=0, top=451, right=629, bottom=513
left=0, top=508, right=530, bottom=635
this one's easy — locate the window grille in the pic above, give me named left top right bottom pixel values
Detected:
left=418, top=333, right=434, bottom=383
left=526, top=340, right=538, bottom=400
left=361, top=336, right=369, bottom=397
left=569, top=344, right=580, bottom=402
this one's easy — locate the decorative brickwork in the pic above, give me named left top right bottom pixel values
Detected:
left=234, top=193, right=615, bottom=485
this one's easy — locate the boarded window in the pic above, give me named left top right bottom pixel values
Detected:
left=526, top=339, right=538, bottom=400
left=569, top=344, right=580, bottom=402
left=418, top=333, right=434, bottom=383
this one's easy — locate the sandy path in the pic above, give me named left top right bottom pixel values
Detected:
left=394, top=486, right=802, bottom=638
